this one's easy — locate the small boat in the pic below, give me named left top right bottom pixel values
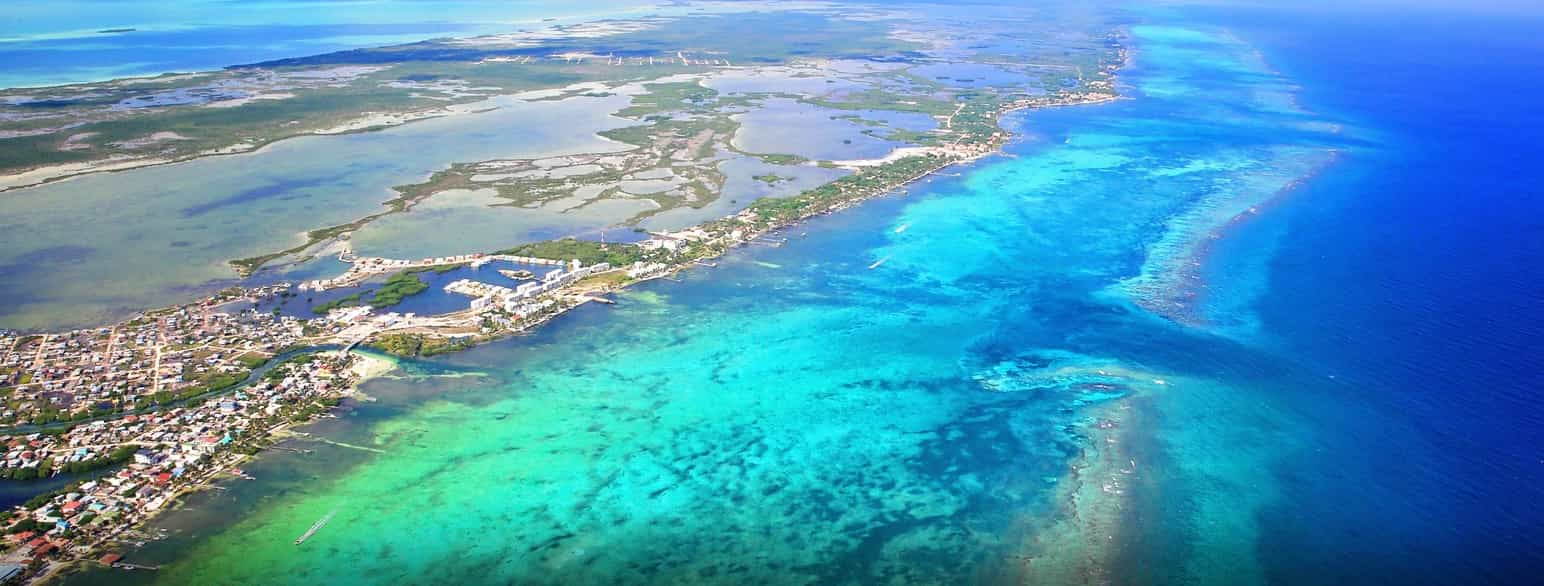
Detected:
left=893, top=223, right=911, bottom=234
left=868, top=256, right=890, bottom=270
left=295, top=510, right=337, bottom=545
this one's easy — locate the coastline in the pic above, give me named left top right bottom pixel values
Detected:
left=0, top=47, right=1126, bottom=577
left=28, top=349, right=397, bottom=585
left=0, top=9, right=1474, bottom=585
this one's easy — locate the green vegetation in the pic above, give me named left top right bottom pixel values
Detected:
left=235, top=353, right=270, bottom=369
left=289, top=395, right=343, bottom=423
left=749, top=154, right=949, bottom=223
left=753, top=174, right=793, bottom=185
left=7, top=517, right=47, bottom=535
left=263, top=352, right=318, bottom=382
left=421, top=337, right=475, bottom=356
left=368, top=271, right=430, bottom=306
left=311, top=292, right=366, bottom=315
left=407, top=264, right=463, bottom=275
left=749, top=153, right=809, bottom=166
left=498, top=238, right=643, bottom=267
left=368, top=333, right=422, bottom=357
left=804, top=90, right=954, bottom=116
left=575, top=271, right=634, bottom=289
left=367, top=333, right=473, bottom=358
left=597, top=115, right=736, bottom=149
left=616, top=82, right=719, bottom=118
left=831, top=114, right=887, bottom=127
left=188, top=370, right=244, bottom=391
left=311, top=270, right=429, bottom=314
left=142, top=368, right=250, bottom=408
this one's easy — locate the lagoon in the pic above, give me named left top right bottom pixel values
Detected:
left=0, top=0, right=659, bottom=89
left=0, top=92, right=635, bottom=331
left=730, top=98, right=918, bottom=161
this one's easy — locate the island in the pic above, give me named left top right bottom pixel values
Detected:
left=0, top=4, right=1123, bottom=582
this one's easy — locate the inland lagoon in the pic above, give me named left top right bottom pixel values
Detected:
left=0, top=92, right=634, bottom=331
left=0, top=0, right=659, bottom=89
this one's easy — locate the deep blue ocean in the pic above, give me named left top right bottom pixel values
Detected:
left=1193, top=2, right=1544, bottom=582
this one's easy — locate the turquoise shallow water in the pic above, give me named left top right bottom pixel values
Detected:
left=66, top=17, right=1368, bottom=585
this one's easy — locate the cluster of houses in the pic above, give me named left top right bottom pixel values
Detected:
left=626, top=262, right=670, bottom=279
left=0, top=308, right=306, bottom=428
left=0, top=352, right=357, bottom=570
left=446, top=259, right=612, bottom=317
left=301, top=253, right=494, bottom=292
left=638, top=228, right=713, bottom=253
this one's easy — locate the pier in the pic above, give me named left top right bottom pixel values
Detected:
left=111, top=563, right=161, bottom=571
